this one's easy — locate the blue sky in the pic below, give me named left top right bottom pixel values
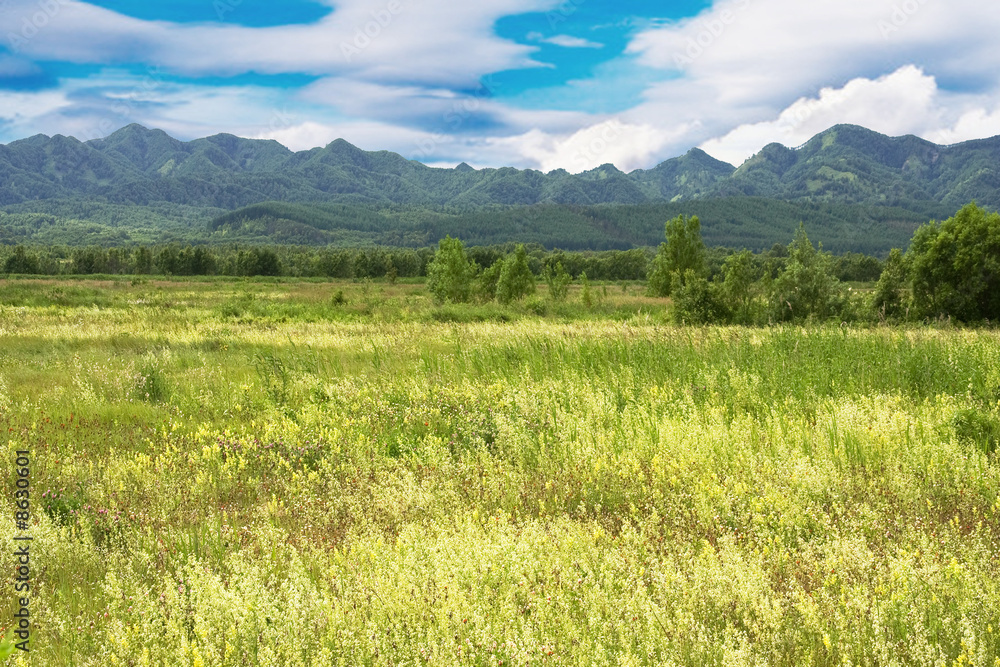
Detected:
left=1, top=0, right=999, bottom=171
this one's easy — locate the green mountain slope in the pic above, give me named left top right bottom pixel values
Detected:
left=0, top=123, right=998, bottom=251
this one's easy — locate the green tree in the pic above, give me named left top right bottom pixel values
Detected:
left=907, top=203, right=1000, bottom=321
left=721, top=249, right=761, bottom=324
left=871, top=248, right=908, bottom=321
left=580, top=271, right=594, bottom=308
left=648, top=214, right=706, bottom=297
left=544, top=261, right=571, bottom=302
left=671, top=270, right=726, bottom=325
left=477, top=261, right=503, bottom=302
left=427, top=236, right=477, bottom=303
left=496, top=245, right=536, bottom=305
left=4, top=246, right=40, bottom=274
left=770, top=224, right=844, bottom=322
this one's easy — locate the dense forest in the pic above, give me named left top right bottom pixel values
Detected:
left=0, top=198, right=937, bottom=254
left=2, top=123, right=998, bottom=253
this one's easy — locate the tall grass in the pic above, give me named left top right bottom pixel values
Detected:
left=2, top=279, right=999, bottom=665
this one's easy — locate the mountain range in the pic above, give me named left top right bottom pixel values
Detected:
left=0, top=123, right=997, bottom=252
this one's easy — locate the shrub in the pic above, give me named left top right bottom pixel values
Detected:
left=671, top=270, right=727, bottom=324
left=952, top=408, right=999, bottom=456
left=3, top=246, right=40, bottom=274
left=427, top=236, right=478, bottom=304
left=496, top=245, right=536, bottom=304
left=545, top=261, right=571, bottom=302
left=769, top=225, right=845, bottom=322
left=721, top=249, right=762, bottom=325
left=871, top=248, right=908, bottom=321
left=133, top=363, right=170, bottom=403
left=907, top=202, right=1000, bottom=322
left=648, top=214, right=706, bottom=297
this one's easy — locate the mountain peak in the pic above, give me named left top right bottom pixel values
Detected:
left=455, top=162, right=475, bottom=173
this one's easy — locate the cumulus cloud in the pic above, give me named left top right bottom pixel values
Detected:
left=609, top=0, right=1000, bottom=166
left=697, top=66, right=1000, bottom=165
left=4, top=0, right=1000, bottom=172
left=700, top=66, right=941, bottom=165
left=489, top=119, right=689, bottom=173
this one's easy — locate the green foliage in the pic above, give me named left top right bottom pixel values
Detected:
left=3, top=245, right=40, bottom=274
left=871, top=248, right=908, bottom=321
left=671, top=270, right=727, bottom=324
left=951, top=408, right=999, bottom=456
left=476, top=260, right=503, bottom=302
left=496, top=245, right=536, bottom=305
left=132, top=363, right=170, bottom=403
left=646, top=243, right=673, bottom=297
left=907, top=202, right=1000, bottom=321
left=580, top=271, right=594, bottom=308
left=648, top=214, right=706, bottom=296
left=770, top=224, right=846, bottom=322
left=544, top=261, right=572, bottom=302
left=253, top=351, right=291, bottom=406
left=833, top=252, right=884, bottom=282
left=721, top=249, right=762, bottom=324
left=427, top=236, right=477, bottom=303
left=236, top=247, right=282, bottom=276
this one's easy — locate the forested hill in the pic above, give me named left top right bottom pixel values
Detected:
left=0, top=124, right=737, bottom=208
left=0, top=123, right=998, bottom=252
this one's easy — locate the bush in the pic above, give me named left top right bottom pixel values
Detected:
left=769, top=225, right=845, bottom=322
left=427, top=236, right=478, bottom=304
left=648, top=214, right=706, bottom=297
left=908, top=203, right=1000, bottom=322
left=545, top=261, right=571, bottom=302
left=871, top=248, right=908, bottom=321
left=671, top=270, right=727, bottom=324
left=477, top=261, right=503, bottom=302
left=3, top=246, right=40, bottom=274
left=721, top=250, right=762, bottom=325
left=952, top=408, right=999, bottom=456
left=496, top=245, right=536, bottom=305
left=133, top=364, right=170, bottom=403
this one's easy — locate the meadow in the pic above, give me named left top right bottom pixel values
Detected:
left=2, top=277, right=1000, bottom=666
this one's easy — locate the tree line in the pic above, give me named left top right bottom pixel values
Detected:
left=421, top=202, right=1000, bottom=323
left=8, top=201, right=991, bottom=323
left=0, top=243, right=657, bottom=282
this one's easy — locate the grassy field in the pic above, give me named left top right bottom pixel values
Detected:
left=2, top=277, right=1000, bottom=666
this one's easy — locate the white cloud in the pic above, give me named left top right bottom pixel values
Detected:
left=0, top=89, right=70, bottom=126
left=254, top=119, right=442, bottom=155
left=927, top=108, right=1000, bottom=146
left=697, top=65, right=1000, bottom=165
left=490, top=119, right=688, bottom=173
left=539, top=35, right=603, bottom=49
left=0, top=0, right=560, bottom=87
left=700, top=66, right=942, bottom=165
left=4, top=0, right=1000, bottom=174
